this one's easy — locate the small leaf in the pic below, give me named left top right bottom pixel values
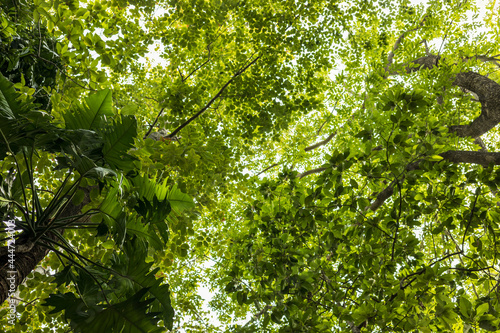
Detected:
left=101, top=240, right=115, bottom=249
left=459, top=296, right=472, bottom=318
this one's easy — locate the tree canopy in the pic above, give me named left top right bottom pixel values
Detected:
left=1, top=0, right=500, bottom=332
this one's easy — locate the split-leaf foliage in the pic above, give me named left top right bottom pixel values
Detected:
left=1, top=0, right=500, bottom=332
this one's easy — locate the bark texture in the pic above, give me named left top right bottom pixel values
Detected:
left=407, top=55, right=500, bottom=138
left=450, top=71, right=500, bottom=138
left=364, top=55, right=500, bottom=212
left=0, top=190, right=92, bottom=304
left=440, top=150, right=500, bottom=166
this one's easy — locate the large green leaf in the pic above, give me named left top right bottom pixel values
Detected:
left=166, top=184, right=195, bottom=211
left=129, top=175, right=194, bottom=213
left=101, top=115, right=137, bottom=170
left=134, top=195, right=171, bottom=227
left=75, top=288, right=164, bottom=333
left=44, top=289, right=164, bottom=333
left=0, top=73, right=18, bottom=120
left=63, top=89, right=113, bottom=130
left=129, top=175, right=193, bottom=243
left=42, top=292, right=89, bottom=320
left=131, top=174, right=169, bottom=201
left=99, top=186, right=127, bottom=246
left=112, top=238, right=175, bottom=330
left=0, top=73, right=42, bottom=157
left=126, top=219, right=164, bottom=250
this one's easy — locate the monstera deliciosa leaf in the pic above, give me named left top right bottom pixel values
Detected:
left=63, top=89, right=113, bottom=130
left=0, top=73, right=19, bottom=120
left=44, top=288, right=165, bottom=333
left=80, top=288, right=165, bottom=333
left=44, top=238, right=175, bottom=332
left=101, top=115, right=137, bottom=171
left=60, top=89, right=137, bottom=173
left=131, top=176, right=195, bottom=244
left=112, top=238, right=175, bottom=330
left=98, top=175, right=194, bottom=248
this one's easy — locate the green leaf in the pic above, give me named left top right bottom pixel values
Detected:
left=74, top=288, right=164, bottom=333
left=126, top=219, right=164, bottom=250
left=429, top=155, right=443, bottom=161
left=42, top=292, right=84, bottom=316
left=113, top=238, right=175, bottom=329
left=476, top=303, right=489, bottom=317
left=100, top=187, right=127, bottom=246
left=478, top=314, right=499, bottom=331
left=459, top=296, right=472, bottom=318
left=101, top=240, right=115, bottom=249
left=121, top=103, right=138, bottom=115
left=86, top=167, right=117, bottom=180
left=0, top=73, right=19, bottom=120
left=167, top=184, right=195, bottom=211
left=52, top=266, right=76, bottom=287
left=101, top=115, right=137, bottom=170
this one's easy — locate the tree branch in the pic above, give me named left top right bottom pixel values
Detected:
left=440, top=150, right=500, bottom=166
left=368, top=181, right=395, bottom=212
left=474, top=137, right=487, bottom=151
left=256, top=163, right=280, bottom=176
left=462, top=188, right=479, bottom=251
left=143, top=107, right=165, bottom=139
left=182, top=44, right=212, bottom=83
left=385, top=15, right=429, bottom=74
left=468, top=54, right=500, bottom=67
left=241, top=305, right=272, bottom=328
left=449, top=71, right=500, bottom=138
left=167, top=54, right=261, bottom=138
left=347, top=321, right=362, bottom=333
left=298, top=167, right=327, bottom=178
left=305, top=132, right=337, bottom=152
left=367, top=150, right=500, bottom=212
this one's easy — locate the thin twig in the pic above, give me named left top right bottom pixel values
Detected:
left=256, top=163, right=280, bottom=176
left=143, top=107, right=165, bottom=139
left=142, top=95, right=160, bottom=103
left=34, top=54, right=96, bottom=91
left=385, top=14, right=429, bottom=73
left=182, top=44, right=212, bottom=82
left=177, top=67, right=184, bottom=81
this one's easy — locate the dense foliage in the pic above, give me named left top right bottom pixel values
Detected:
left=1, top=0, right=500, bottom=332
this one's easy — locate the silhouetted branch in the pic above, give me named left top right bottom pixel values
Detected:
left=305, top=132, right=336, bottom=152
left=168, top=54, right=261, bottom=138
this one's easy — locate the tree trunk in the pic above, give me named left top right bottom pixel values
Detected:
left=0, top=190, right=92, bottom=305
